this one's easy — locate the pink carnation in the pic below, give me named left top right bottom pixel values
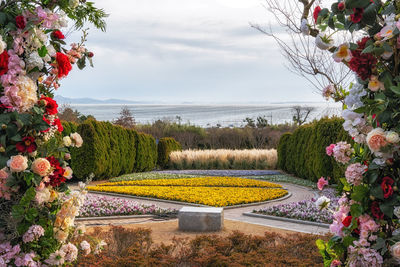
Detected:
left=317, top=177, right=329, bottom=190
left=326, top=144, right=335, bottom=156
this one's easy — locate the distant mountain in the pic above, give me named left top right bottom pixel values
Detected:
left=54, top=96, right=153, bottom=104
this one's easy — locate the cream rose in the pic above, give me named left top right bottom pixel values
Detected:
left=70, top=132, right=83, bottom=148
left=8, top=155, right=28, bottom=172
left=366, top=128, right=387, bottom=152
left=63, top=136, right=72, bottom=147
left=386, top=131, right=400, bottom=144
left=31, top=158, right=51, bottom=177
left=15, top=76, right=38, bottom=113
left=63, top=167, right=73, bottom=179
left=392, top=242, right=400, bottom=260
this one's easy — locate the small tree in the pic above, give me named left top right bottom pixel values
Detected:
left=256, top=116, right=269, bottom=128
left=114, top=106, right=135, bottom=129
left=243, top=117, right=256, bottom=128
left=291, top=105, right=314, bottom=126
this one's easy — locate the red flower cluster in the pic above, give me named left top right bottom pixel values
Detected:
left=313, top=6, right=322, bottom=23
left=338, top=2, right=345, bottom=11
left=349, top=37, right=377, bottom=80
left=15, top=15, right=26, bottom=29
left=0, top=51, right=9, bottom=76
left=16, top=136, right=37, bottom=153
left=56, top=52, right=72, bottom=78
left=381, top=176, right=394, bottom=199
left=46, top=156, right=66, bottom=187
left=350, top=8, right=364, bottom=23
left=42, top=116, right=63, bottom=133
left=52, top=30, right=65, bottom=40
left=371, top=201, right=384, bottom=219
left=342, top=216, right=360, bottom=234
left=40, top=96, right=58, bottom=115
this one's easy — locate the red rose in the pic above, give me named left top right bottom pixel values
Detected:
left=16, top=136, right=37, bottom=153
left=15, top=15, right=26, bottom=29
left=52, top=30, right=65, bottom=40
left=342, top=216, right=352, bottom=227
left=46, top=156, right=66, bottom=187
left=40, top=96, right=58, bottom=115
left=350, top=8, right=364, bottom=23
left=53, top=118, right=63, bottom=133
left=313, top=6, right=322, bottom=23
left=371, top=201, right=384, bottom=220
left=0, top=50, right=9, bottom=76
left=381, top=176, right=394, bottom=199
left=88, top=52, right=94, bottom=58
left=56, top=52, right=72, bottom=78
left=338, top=2, right=345, bottom=11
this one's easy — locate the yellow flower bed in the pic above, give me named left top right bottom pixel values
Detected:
left=97, top=177, right=282, bottom=188
left=87, top=185, right=288, bottom=207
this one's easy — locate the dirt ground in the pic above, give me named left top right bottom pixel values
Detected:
left=86, top=219, right=303, bottom=245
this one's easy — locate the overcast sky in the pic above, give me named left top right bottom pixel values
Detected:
left=58, top=0, right=324, bottom=103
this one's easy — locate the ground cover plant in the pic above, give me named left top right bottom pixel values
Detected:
left=99, top=177, right=283, bottom=188
left=78, top=194, right=177, bottom=218
left=252, top=174, right=318, bottom=189
left=108, top=172, right=199, bottom=183
left=255, top=188, right=338, bottom=224
left=87, top=177, right=288, bottom=207
left=169, top=149, right=278, bottom=170
left=76, top=226, right=328, bottom=267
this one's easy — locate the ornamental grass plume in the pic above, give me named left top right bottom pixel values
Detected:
left=169, top=149, right=278, bottom=170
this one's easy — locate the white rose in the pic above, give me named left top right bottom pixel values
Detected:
left=70, top=132, right=83, bottom=148
left=26, top=51, right=44, bottom=71
left=386, top=131, right=400, bottom=144
left=63, top=136, right=72, bottom=147
left=315, top=196, right=330, bottom=211
left=0, top=36, right=6, bottom=54
left=392, top=242, right=400, bottom=260
left=69, top=0, right=80, bottom=8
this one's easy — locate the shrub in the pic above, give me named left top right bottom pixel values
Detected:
left=71, top=120, right=156, bottom=180
left=157, top=137, right=182, bottom=169
left=277, top=117, right=351, bottom=183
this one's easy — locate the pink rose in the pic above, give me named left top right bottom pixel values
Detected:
left=8, top=155, right=28, bottom=172
left=317, top=177, right=328, bottom=191
left=31, top=158, right=51, bottom=177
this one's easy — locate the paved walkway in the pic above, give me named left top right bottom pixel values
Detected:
left=77, top=180, right=330, bottom=235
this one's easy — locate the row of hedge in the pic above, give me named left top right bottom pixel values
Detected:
left=157, top=137, right=182, bottom=169
left=61, top=120, right=156, bottom=180
left=277, top=117, right=352, bottom=184
left=61, top=121, right=182, bottom=180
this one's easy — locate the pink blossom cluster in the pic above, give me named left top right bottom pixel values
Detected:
left=0, top=49, right=27, bottom=111
left=0, top=242, right=20, bottom=266
left=332, top=141, right=353, bottom=164
left=330, top=196, right=350, bottom=237
left=345, top=163, right=368, bottom=186
left=326, top=144, right=335, bottom=156
left=22, top=225, right=45, bottom=243
left=347, top=245, right=383, bottom=267
left=67, top=43, right=86, bottom=64
left=0, top=168, right=11, bottom=200
left=355, top=214, right=379, bottom=247
left=14, top=252, right=38, bottom=267
left=28, top=7, right=60, bottom=29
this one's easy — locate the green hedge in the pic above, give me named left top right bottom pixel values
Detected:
left=70, top=120, right=157, bottom=180
left=157, top=137, right=182, bottom=169
left=277, top=117, right=351, bottom=183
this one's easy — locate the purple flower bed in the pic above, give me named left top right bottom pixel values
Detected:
left=254, top=188, right=339, bottom=224
left=79, top=194, right=177, bottom=217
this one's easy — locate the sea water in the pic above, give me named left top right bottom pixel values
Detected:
left=70, top=102, right=342, bottom=127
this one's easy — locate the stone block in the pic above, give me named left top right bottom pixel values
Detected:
left=178, top=207, right=223, bottom=232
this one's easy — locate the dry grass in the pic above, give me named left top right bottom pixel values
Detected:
left=169, top=149, right=278, bottom=170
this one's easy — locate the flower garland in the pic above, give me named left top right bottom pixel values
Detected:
left=302, top=0, right=400, bottom=266
left=0, top=0, right=107, bottom=266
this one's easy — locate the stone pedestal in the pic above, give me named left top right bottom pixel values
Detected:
left=178, top=207, right=223, bottom=232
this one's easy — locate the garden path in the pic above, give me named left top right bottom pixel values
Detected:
left=74, top=172, right=330, bottom=235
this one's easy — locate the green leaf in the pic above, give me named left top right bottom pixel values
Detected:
left=328, top=13, right=335, bottom=29
left=345, top=0, right=371, bottom=9
left=371, top=186, right=384, bottom=200
left=340, top=177, right=351, bottom=191
left=368, top=172, right=379, bottom=184
left=343, top=236, right=357, bottom=247
left=11, top=205, right=25, bottom=220
left=0, top=12, right=6, bottom=25
left=350, top=203, right=363, bottom=217
left=362, top=44, right=374, bottom=54
left=380, top=202, right=394, bottom=218
left=362, top=3, right=377, bottom=25
left=390, top=85, right=400, bottom=95
left=25, top=208, right=39, bottom=222
left=38, top=45, right=48, bottom=58
left=351, top=186, right=369, bottom=202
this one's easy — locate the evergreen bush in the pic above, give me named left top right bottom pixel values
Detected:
left=157, top=137, right=182, bottom=169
